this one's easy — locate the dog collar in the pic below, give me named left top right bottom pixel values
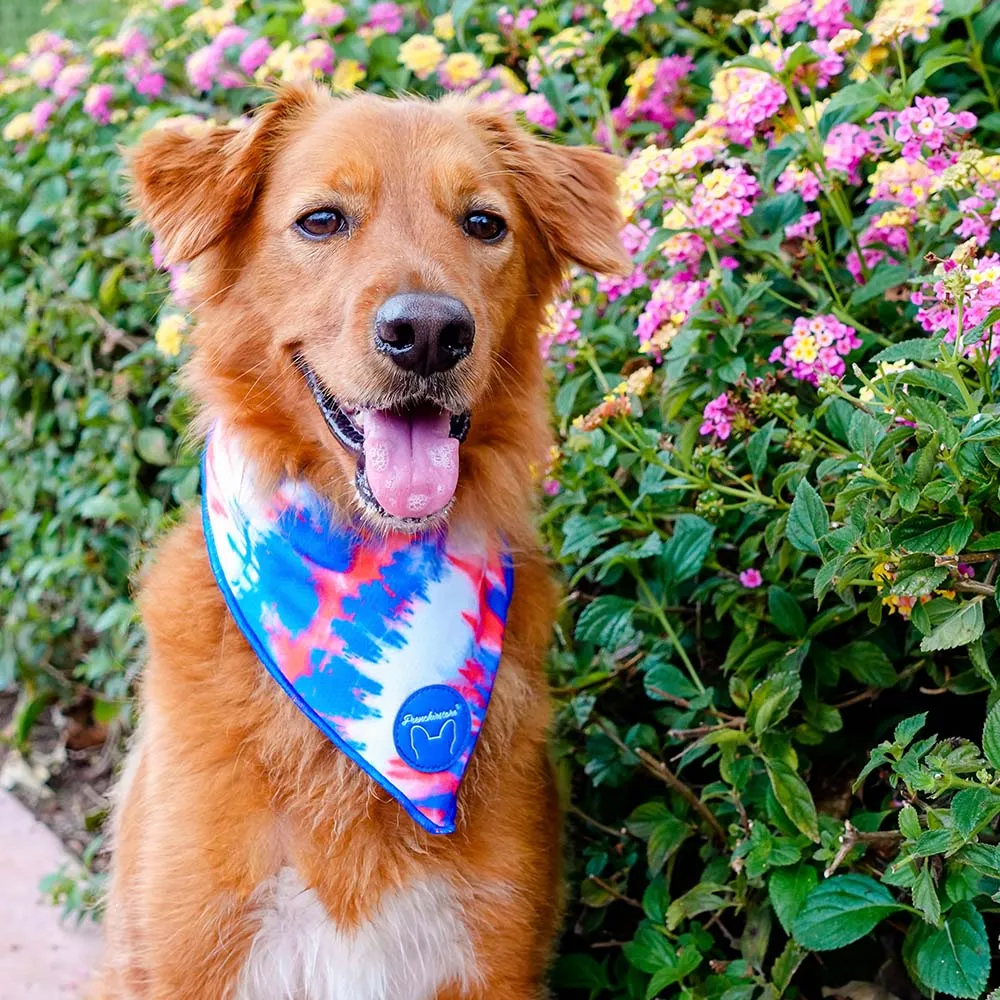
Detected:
left=200, top=426, right=513, bottom=835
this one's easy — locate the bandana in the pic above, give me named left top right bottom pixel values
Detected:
left=201, top=426, right=513, bottom=835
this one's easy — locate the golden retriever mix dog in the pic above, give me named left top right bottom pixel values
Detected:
left=98, top=83, right=627, bottom=1000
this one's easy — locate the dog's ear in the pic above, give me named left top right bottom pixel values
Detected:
left=128, top=84, right=322, bottom=265
left=467, top=108, right=630, bottom=278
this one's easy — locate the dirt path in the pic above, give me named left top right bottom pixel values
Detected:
left=0, top=790, right=102, bottom=999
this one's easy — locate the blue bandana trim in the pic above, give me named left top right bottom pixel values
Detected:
left=200, top=426, right=513, bottom=835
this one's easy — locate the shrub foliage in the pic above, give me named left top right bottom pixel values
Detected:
left=3, top=0, right=1000, bottom=996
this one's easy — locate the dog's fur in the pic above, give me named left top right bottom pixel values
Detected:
left=96, top=85, right=627, bottom=999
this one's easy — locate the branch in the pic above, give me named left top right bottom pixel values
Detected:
left=596, top=719, right=727, bottom=845
left=824, top=820, right=902, bottom=877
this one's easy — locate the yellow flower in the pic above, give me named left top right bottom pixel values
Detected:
left=0, top=77, right=30, bottom=96
left=829, top=28, right=861, bottom=52
left=2, top=113, right=34, bottom=142
left=93, top=39, right=122, bottom=57
left=868, top=0, right=940, bottom=46
left=625, top=57, right=658, bottom=111
left=433, top=13, right=455, bottom=40
left=154, top=314, right=187, bottom=358
left=440, top=52, right=483, bottom=88
left=184, top=2, right=239, bottom=37
left=789, top=334, right=818, bottom=364
left=110, top=109, right=129, bottom=124
left=850, top=45, right=888, bottom=82
left=489, top=65, right=526, bottom=94
left=332, top=59, right=365, bottom=92
left=475, top=32, right=503, bottom=56
left=28, top=51, right=61, bottom=86
left=397, top=34, right=445, bottom=80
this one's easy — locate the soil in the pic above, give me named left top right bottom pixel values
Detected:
left=0, top=692, right=117, bottom=871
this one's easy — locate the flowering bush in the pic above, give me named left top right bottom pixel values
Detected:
left=5, top=0, right=1000, bottom=996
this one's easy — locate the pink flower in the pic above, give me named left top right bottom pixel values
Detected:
left=239, top=38, right=273, bottom=75
left=636, top=275, right=708, bottom=355
left=769, top=314, right=861, bottom=385
left=709, top=68, right=786, bottom=146
left=606, top=0, right=656, bottom=32
left=823, top=124, right=874, bottom=184
left=214, top=26, right=249, bottom=51
left=161, top=0, right=187, bottom=8
left=82, top=83, right=113, bottom=124
left=135, top=71, right=165, bottom=98
left=894, top=96, right=976, bottom=162
left=785, top=211, right=821, bottom=241
left=543, top=478, right=561, bottom=496
left=151, top=239, right=166, bottom=269
left=519, top=93, right=557, bottom=130
left=367, top=1, right=403, bottom=33
left=914, top=251, right=1000, bottom=364
left=700, top=392, right=734, bottom=440
left=31, top=99, right=56, bottom=134
left=690, top=165, right=760, bottom=241
left=515, top=8, right=538, bottom=29
left=119, top=28, right=149, bottom=60
left=777, top=163, right=821, bottom=202
left=739, top=569, right=763, bottom=588
left=51, top=63, right=90, bottom=101
left=186, top=45, right=222, bottom=91
left=303, top=3, right=346, bottom=27
left=539, top=299, right=583, bottom=361
left=720, top=256, right=739, bottom=270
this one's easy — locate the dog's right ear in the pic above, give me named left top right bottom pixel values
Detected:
left=128, top=84, right=322, bottom=265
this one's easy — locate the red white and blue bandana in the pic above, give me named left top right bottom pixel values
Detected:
left=201, top=426, right=513, bottom=835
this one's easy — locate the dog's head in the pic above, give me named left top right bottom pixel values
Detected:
left=131, top=85, right=627, bottom=537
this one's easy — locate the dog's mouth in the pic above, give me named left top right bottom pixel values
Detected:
left=296, top=357, right=470, bottom=524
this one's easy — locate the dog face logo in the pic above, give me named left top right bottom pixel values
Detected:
left=393, top=685, right=472, bottom=773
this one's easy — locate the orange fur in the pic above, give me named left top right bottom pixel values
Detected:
left=98, top=85, right=626, bottom=999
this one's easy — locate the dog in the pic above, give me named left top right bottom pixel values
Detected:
left=97, top=83, right=627, bottom=1000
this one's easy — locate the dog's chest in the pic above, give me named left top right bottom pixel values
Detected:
left=232, top=867, right=478, bottom=1000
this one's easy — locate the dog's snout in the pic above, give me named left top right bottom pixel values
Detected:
left=374, top=293, right=475, bottom=376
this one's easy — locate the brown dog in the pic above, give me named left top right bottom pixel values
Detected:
left=98, top=84, right=627, bottom=999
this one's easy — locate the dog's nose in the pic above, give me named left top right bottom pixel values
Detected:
left=374, top=293, right=475, bottom=376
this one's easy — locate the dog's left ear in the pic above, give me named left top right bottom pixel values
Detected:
left=128, top=83, right=323, bottom=265
left=468, top=108, right=631, bottom=278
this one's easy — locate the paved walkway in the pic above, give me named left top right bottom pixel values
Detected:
left=0, top=791, right=103, bottom=999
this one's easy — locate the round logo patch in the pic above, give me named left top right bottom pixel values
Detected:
left=393, top=685, right=472, bottom=773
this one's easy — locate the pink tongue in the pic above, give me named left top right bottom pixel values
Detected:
left=361, top=409, right=459, bottom=518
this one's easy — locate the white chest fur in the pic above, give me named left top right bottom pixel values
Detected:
left=232, top=867, right=479, bottom=1000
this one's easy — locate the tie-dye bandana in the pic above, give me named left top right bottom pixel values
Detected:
left=201, top=426, right=513, bottom=835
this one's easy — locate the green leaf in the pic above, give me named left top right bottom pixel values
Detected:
left=552, top=954, right=610, bottom=993
left=872, top=338, right=944, bottom=364
left=951, top=787, right=1000, bottom=839
left=746, top=419, right=776, bottom=480
left=919, top=600, right=985, bottom=652
left=575, top=596, right=636, bottom=648
left=907, top=54, right=969, bottom=94
left=747, top=669, right=801, bottom=734
left=769, top=865, right=818, bottom=934
left=847, top=410, right=885, bottom=460
left=909, top=902, right=990, bottom=999
left=764, top=758, right=819, bottom=841
left=983, top=701, right=1000, bottom=770
left=849, top=265, right=910, bottom=307
left=892, top=515, right=974, bottom=555
left=768, top=586, right=807, bottom=638
left=791, top=875, right=903, bottom=950
left=912, top=867, right=942, bottom=926
left=786, top=480, right=828, bottom=556
left=895, top=713, right=928, bottom=745
left=838, top=641, right=896, bottom=687
left=135, top=427, right=172, bottom=466
left=899, top=804, right=922, bottom=840
left=662, top=515, right=715, bottom=584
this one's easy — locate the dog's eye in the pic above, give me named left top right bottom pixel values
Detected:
left=295, top=209, right=347, bottom=240
left=462, top=211, right=506, bottom=243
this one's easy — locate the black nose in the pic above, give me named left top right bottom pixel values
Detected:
left=374, top=293, right=475, bottom=376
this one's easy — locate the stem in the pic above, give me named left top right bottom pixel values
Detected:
left=634, top=574, right=705, bottom=694
left=964, top=16, right=1000, bottom=113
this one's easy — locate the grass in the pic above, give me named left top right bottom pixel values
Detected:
left=1, top=0, right=124, bottom=50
